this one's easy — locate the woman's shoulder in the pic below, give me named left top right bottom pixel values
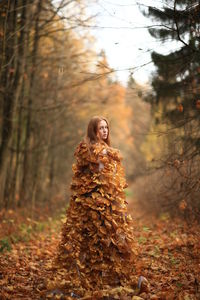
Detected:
left=74, top=139, right=122, bottom=160
left=90, top=142, right=122, bottom=159
left=74, top=139, right=105, bottom=156
left=90, top=141, right=108, bottom=153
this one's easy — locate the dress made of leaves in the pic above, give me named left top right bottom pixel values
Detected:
left=47, top=141, right=138, bottom=299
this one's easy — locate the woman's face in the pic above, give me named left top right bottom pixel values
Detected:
left=97, top=120, right=108, bottom=141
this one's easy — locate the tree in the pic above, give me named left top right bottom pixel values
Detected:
left=141, top=0, right=200, bottom=219
left=0, top=0, right=100, bottom=209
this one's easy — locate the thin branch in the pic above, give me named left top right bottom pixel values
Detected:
left=173, top=0, right=197, bottom=52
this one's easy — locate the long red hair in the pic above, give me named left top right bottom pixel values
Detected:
left=84, top=116, right=111, bottom=147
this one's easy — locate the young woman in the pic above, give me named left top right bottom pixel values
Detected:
left=47, top=116, right=140, bottom=298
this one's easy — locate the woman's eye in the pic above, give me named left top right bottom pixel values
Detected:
left=99, top=126, right=108, bottom=130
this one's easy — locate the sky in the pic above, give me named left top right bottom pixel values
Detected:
left=86, top=0, right=180, bottom=86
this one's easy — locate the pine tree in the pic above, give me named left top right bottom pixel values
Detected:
left=141, top=0, right=200, bottom=219
left=143, top=0, right=200, bottom=156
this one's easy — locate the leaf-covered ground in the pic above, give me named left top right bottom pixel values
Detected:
left=0, top=194, right=200, bottom=300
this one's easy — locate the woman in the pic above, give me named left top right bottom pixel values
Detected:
left=47, top=116, right=139, bottom=299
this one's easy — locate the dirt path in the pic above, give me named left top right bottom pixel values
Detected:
left=0, top=195, right=200, bottom=299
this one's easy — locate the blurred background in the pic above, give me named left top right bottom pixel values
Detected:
left=0, top=0, right=199, bottom=222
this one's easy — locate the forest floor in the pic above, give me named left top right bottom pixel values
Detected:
left=0, top=187, right=200, bottom=300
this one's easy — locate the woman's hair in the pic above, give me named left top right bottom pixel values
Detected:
left=84, top=116, right=111, bottom=146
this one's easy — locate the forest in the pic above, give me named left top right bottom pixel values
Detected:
left=0, top=0, right=200, bottom=299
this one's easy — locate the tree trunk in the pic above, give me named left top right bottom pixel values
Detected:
left=19, top=0, right=42, bottom=206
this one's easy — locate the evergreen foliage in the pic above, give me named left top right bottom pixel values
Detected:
left=142, top=0, right=200, bottom=219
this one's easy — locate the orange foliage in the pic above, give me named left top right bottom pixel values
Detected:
left=196, top=99, right=200, bottom=109
left=177, top=104, right=183, bottom=112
